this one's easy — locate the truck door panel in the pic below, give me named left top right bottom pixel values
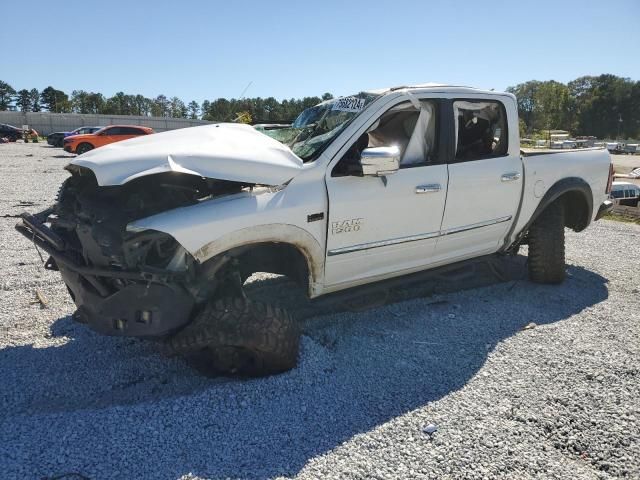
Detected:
left=434, top=99, right=522, bottom=263
left=324, top=98, right=447, bottom=289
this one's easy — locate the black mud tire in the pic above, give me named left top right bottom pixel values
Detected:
left=76, top=143, right=94, bottom=155
left=527, top=202, right=566, bottom=284
left=167, top=297, right=299, bottom=377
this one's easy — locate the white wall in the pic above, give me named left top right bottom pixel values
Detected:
left=0, top=112, right=210, bottom=135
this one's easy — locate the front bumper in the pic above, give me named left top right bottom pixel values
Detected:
left=595, top=200, right=614, bottom=221
left=16, top=212, right=194, bottom=337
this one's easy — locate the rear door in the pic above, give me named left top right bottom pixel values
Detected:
left=433, top=97, right=522, bottom=263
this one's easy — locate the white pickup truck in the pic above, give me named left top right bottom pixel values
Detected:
left=18, top=84, right=613, bottom=375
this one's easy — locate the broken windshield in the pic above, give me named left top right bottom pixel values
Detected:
left=261, top=92, right=380, bottom=162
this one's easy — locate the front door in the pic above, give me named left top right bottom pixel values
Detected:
left=324, top=98, right=447, bottom=290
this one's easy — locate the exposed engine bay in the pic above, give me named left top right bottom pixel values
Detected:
left=19, top=166, right=260, bottom=337
left=55, top=165, right=251, bottom=271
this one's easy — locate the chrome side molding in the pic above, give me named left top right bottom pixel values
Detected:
left=328, top=215, right=513, bottom=256
left=328, top=230, right=440, bottom=256
left=440, top=215, right=512, bottom=236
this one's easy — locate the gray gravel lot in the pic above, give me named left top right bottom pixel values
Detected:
left=1, top=142, right=639, bottom=479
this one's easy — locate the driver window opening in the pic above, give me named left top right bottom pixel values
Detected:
left=332, top=100, right=438, bottom=177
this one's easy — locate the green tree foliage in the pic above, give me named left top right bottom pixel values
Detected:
left=506, top=80, right=573, bottom=133
left=0, top=81, right=16, bottom=110
left=40, top=86, right=71, bottom=113
left=169, top=97, right=188, bottom=118
left=568, top=74, right=639, bottom=138
left=30, top=88, right=40, bottom=112
left=201, top=95, right=323, bottom=122
left=103, top=91, right=140, bottom=115
left=71, top=90, right=90, bottom=113
left=508, top=75, right=640, bottom=138
left=2, top=80, right=331, bottom=122
left=15, top=89, right=33, bottom=112
left=201, top=100, right=210, bottom=118
left=71, top=91, right=106, bottom=114
left=187, top=101, right=200, bottom=119
left=151, top=95, right=170, bottom=117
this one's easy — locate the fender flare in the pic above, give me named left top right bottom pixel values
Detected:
left=506, top=177, right=593, bottom=249
left=193, top=224, right=325, bottom=298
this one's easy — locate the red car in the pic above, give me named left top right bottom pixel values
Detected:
left=64, top=125, right=153, bottom=154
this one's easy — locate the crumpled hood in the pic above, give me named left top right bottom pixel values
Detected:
left=70, top=123, right=304, bottom=186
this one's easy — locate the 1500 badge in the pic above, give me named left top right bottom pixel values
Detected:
left=332, top=218, right=363, bottom=234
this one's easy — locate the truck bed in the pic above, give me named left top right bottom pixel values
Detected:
left=507, top=147, right=611, bottom=248
left=520, top=147, right=607, bottom=157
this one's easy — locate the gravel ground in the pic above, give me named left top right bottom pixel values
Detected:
left=610, top=154, right=640, bottom=187
left=1, top=142, right=639, bottom=480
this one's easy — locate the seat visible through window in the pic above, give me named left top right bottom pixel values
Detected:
left=454, top=100, right=508, bottom=161
left=332, top=100, right=437, bottom=176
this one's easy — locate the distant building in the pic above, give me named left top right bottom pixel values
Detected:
left=549, top=130, right=570, bottom=141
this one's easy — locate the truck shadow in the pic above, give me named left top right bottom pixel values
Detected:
left=1, top=260, right=609, bottom=479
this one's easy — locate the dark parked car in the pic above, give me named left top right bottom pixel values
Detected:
left=0, top=123, right=23, bottom=142
left=47, top=126, right=103, bottom=147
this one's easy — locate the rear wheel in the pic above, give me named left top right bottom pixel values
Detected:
left=76, top=143, right=94, bottom=155
left=167, top=297, right=299, bottom=377
left=527, top=202, right=566, bottom=284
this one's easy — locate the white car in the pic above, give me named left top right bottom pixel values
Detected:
left=610, top=181, right=640, bottom=206
left=18, top=84, right=614, bottom=375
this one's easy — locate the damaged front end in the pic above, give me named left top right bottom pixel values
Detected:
left=16, top=165, right=251, bottom=337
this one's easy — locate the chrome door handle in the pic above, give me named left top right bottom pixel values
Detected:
left=501, top=172, right=521, bottom=182
left=415, top=184, right=441, bottom=194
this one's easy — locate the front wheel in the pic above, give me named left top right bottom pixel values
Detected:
left=167, top=297, right=299, bottom=376
left=76, top=143, right=94, bottom=155
left=527, top=202, right=566, bottom=284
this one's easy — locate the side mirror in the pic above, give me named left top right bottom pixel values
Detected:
left=360, top=146, right=400, bottom=177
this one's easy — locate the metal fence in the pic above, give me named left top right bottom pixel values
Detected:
left=0, top=112, right=211, bottom=136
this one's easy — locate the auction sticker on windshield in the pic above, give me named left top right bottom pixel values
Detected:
left=332, top=97, right=366, bottom=112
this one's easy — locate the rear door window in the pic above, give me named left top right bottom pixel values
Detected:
left=453, top=100, right=508, bottom=161
left=104, top=127, right=122, bottom=135
left=121, top=127, right=144, bottom=135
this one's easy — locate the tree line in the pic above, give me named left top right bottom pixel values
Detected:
left=1, top=74, right=638, bottom=137
left=0, top=81, right=334, bottom=124
left=507, top=74, right=640, bottom=139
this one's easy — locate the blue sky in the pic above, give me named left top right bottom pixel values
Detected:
left=2, top=0, right=638, bottom=102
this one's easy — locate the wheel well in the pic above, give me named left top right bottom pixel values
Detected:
left=235, top=242, right=310, bottom=288
left=506, top=179, right=594, bottom=252
left=558, top=190, right=591, bottom=231
left=528, top=178, right=593, bottom=234
left=203, top=242, right=310, bottom=297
